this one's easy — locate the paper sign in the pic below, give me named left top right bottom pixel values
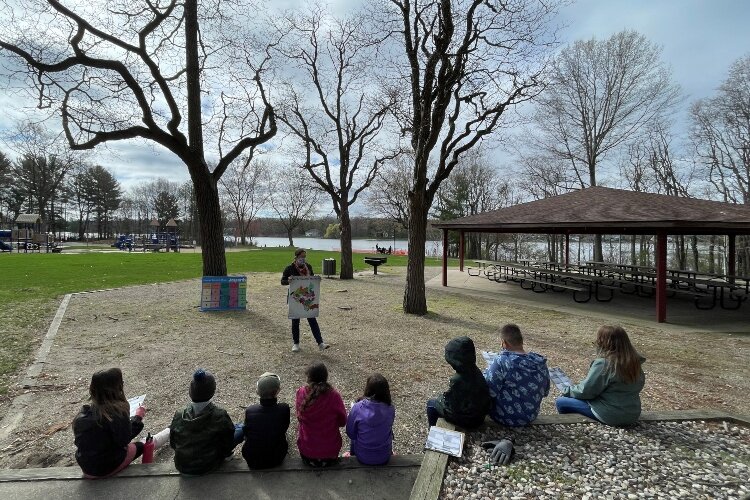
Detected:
left=425, top=426, right=465, bottom=457
left=200, top=275, right=247, bottom=311
left=548, top=368, right=572, bottom=391
left=128, top=394, right=146, bottom=417
left=481, top=350, right=499, bottom=368
left=288, top=276, right=321, bottom=319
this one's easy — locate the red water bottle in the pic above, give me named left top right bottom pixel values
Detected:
left=142, top=433, right=154, bottom=464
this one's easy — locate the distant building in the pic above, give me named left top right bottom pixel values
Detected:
left=305, top=229, right=321, bottom=237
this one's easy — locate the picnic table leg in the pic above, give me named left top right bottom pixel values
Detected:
left=573, top=285, right=593, bottom=303
left=594, top=282, right=614, bottom=302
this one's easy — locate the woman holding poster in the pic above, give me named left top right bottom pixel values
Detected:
left=281, top=249, right=330, bottom=353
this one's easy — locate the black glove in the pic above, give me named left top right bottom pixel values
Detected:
left=481, top=437, right=515, bottom=465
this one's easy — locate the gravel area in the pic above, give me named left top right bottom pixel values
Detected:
left=444, top=421, right=750, bottom=500
left=0, top=266, right=748, bottom=499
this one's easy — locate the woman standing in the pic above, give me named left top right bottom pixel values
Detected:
left=281, top=248, right=330, bottom=352
left=556, top=326, right=645, bottom=426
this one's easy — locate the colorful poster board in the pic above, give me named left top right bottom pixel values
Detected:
left=200, top=275, right=247, bottom=311
left=288, top=276, right=321, bottom=319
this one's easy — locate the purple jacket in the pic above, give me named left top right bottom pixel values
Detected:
left=345, top=399, right=395, bottom=465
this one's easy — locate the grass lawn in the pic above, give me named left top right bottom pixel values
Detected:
left=0, top=248, right=455, bottom=393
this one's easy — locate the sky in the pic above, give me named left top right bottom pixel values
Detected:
left=1, top=0, right=749, bottom=194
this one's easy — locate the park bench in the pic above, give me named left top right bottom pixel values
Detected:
left=364, top=256, right=387, bottom=275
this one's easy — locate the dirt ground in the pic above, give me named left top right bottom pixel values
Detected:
left=1, top=267, right=748, bottom=469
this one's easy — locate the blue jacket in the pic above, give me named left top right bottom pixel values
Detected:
left=484, top=351, right=550, bottom=426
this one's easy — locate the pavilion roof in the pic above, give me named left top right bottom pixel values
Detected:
left=433, top=187, right=750, bottom=234
left=15, top=214, right=42, bottom=224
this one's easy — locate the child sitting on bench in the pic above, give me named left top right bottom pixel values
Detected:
left=296, top=362, right=347, bottom=467
left=170, top=369, right=243, bottom=474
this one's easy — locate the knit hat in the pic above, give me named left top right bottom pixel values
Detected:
left=189, top=369, right=216, bottom=403
left=256, top=372, right=281, bottom=399
left=294, top=248, right=306, bottom=257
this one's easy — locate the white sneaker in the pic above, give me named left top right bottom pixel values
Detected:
left=318, top=342, right=330, bottom=351
left=292, top=344, right=300, bottom=352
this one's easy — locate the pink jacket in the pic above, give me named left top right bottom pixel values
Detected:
left=295, top=386, right=347, bottom=459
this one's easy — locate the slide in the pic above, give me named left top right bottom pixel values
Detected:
left=0, top=240, right=12, bottom=252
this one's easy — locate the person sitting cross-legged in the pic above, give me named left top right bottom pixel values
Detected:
left=484, top=324, right=550, bottom=427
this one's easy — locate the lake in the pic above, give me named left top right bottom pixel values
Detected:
left=233, top=236, right=444, bottom=256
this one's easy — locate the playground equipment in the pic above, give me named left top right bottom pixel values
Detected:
left=112, top=234, right=134, bottom=251
left=4, top=215, right=64, bottom=253
left=0, top=230, right=11, bottom=252
left=117, top=219, right=181, bottom=252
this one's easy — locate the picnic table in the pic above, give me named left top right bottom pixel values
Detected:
left=466, top=259, right=748, bottom=310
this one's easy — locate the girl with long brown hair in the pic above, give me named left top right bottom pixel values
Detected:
left=73, top=368, right=148, bottom=477
left=555, top=326, right=645, bottom=426
left=295, top=362, right=346, bottom=467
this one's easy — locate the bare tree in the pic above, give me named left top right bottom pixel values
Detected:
left=366, top=152, right=415, bottom=230
left=219, top=157, right=270, bottom=245
left=270, top=168, right=322, bottom=247
left=0, top=150, right=12, bottom=223
left=384, top=0, right=559, bottom=314
left=434, top=149, right=510, bottom=259
left=691, top=54, right=750, bottom=205
left=532, top=30, right=680, bottom=260
left=5, top=122, right=80, bottom=233
left=0, top=0, right=276, bottom=276
left=275, top=6, right=398, bottom=279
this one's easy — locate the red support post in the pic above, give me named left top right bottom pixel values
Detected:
left=656, top=232, right=667, bottom=323
left=565, top=233, right=570, bottom=267
left=442, top=228, right=448, bottom=287
left=728, top=234, right=736, bottom=283
left=459, top=230, right=465, bottom=272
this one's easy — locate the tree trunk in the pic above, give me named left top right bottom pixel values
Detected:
left=708, top=235, right=716, bottom=273
left=630, top=235, right=637, bottom=265
left=403, top=192, right=428, bottom=315
left=191, top=164, right=227, bottom=276
left=594, top=234, right=603, bottom=261
left=239, top=217, right=247, bottom=246
left=740, top=235, right=750, bottom=276
left=339, top=205, right=353, bottom=279
left=676, top=235, right=686, bottom=269
left=184, top=0, right=226, bottom=276
left=287, top=230, right=294, bottom=247
left=691, top=235, right=699, bottom=272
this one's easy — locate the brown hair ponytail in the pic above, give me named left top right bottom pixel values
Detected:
left=300, top=362, right=332, bottom=412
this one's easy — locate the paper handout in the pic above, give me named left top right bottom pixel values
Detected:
left=481, top=350, right=499, bottom=369
left=128, top=394, right=146, bottom=417
left=425, top=426, right=465, bottom=458
left=548, top=368, right=572, bottom=391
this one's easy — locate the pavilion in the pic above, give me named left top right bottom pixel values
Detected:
left=433, top=187, right=750, bottom=322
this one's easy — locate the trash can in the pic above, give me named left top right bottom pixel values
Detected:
left=322, top=258, right=336, bottom=277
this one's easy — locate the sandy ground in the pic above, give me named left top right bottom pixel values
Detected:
left=0, top=267, right=748, bottom=469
